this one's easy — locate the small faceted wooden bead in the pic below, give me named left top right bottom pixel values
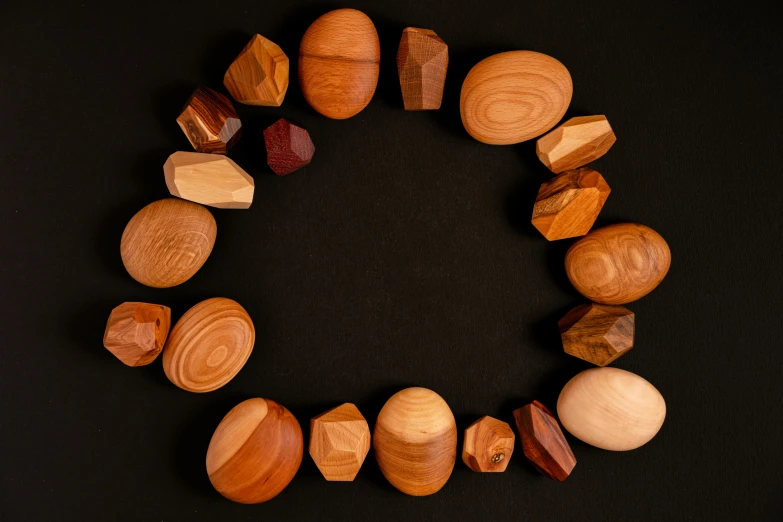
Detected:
left=559, top=303, right=635, bottom=366
left=224, top=34, right=288, bottom=106
left=531, top=167, right=611, bottom=241
left=462, top=416, right=515, bottom=472
left=309, top=403, right=370, bottom=481
left=176, top=86, right=241, bottom=154
left=103, top=302, right=171, bottom=366
left=513, top=401, right=576, bottom=481
left=396, top=28, right=448, bottom=110
left=164, top=151, right=254, bottom=209
left=263, top=118, right=315, bottom=175
left=537, top=115, right=617, bottom=173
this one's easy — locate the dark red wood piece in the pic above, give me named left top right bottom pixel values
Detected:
left=513, top=400, right=576, bottom=481
left=263, top=118, right=315, bottom=176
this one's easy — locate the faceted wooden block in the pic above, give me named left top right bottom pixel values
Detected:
left=263, top=118, right=315, bottom=176
left=224, top=34, right=288, bottom=106
left=537, top=115, right=617, bottom=173
left=309, top=403, right=371, bottom=481
left=462, top=416, right=515, bottom=472
left=176, top=86, right=241, bottom=154
left=103, top=302, right=171, bottom=366
left=396, top=28, right=448, bottom=110
left=531, top=167, right=610, bottom=241
left=164, top=151, right=254, bottom=209
left=559, top=303, right=635, bottom=366
left=513, top=401, right=576, bottom=481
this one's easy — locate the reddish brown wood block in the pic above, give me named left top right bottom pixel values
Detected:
left=396, top=28, right=448, bottom=110
left=224, top=34, right=288, bottom=106
left=559, top=303, right=635, bottom=366
left=263, top=118, right=315, bottom=175
left=103, top=302, right=171, bottom=366
left=462, top=416, right=515, bottom=472
left=513, top=400, right=576, bottom=481
left=537, top=115, right=617, bottom=173
left=176, top=86, right=241, bottom=154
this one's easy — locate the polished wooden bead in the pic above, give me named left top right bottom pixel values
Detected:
left=565, top=223, right=671, bottom=304
left=513, top=401, right=576, bottom=481
left=162, top=298, right=254, bottom=393
left=120, top=198, right=216, bottom=288
left=309, top=403, right=370, bottom=481
left=461, top=416, right=515, bottom=472
left=163, top=151, right=254, bottom=209
left=224, top=34, right=288, bottom=106
left=176, top=86, right=241, bottom=154
left=531, top=167, right=611, bottom=241
left=207, top=398, right=303, bottom=503
left=103, top=302, right=170, bottom=366
left=537, top=115, right=617, bottom=173
left=263, top=118, right=315, bottom=175
left=299, top=9, right=380, bottom=119
left=396, top=27, right=448, bottom=110
left=460, top=51, right=572, bottom=144
left=558, top=368, right=666, bottom=451
left=559, top=303, right=634, bottom=366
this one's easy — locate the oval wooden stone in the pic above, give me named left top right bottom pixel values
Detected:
left=460, top=51, right=572, bottom=144
left=565, top=223, right=671, bottom=305
left=120, top=198, right=216, bottom=288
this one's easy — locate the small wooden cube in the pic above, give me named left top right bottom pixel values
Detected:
left=176, top=86, right=241, bottom=154
left=164, top=151, right=254, bottom=209
left=396, top=28, right=448, bottom=110
left=309, top=403, right=370, bottom=481
left=462, top=416, right=515, bottom=472
left=103, top=302, right=171, bottom=366
left=536, top=115, right=616, bottom=173
left=224, top=34, right=288, bottom=106
left=513, top=401, right=576, bottom=481
left=559, top=303, right=635, bottom=366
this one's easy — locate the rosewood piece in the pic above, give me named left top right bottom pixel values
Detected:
left=309, top=403, right=370, bottom=481
left=396, top=28, right=448, bottom=110
left=513, top=401, right=576, bottom=481
left=176, top=86, right=241, bottom=154
left=462, top=416, right=515, bottom=472
left=559, top=303, right=635, bottom=366
left=263, top=118, right=315, bottom=175
left=102, top=302, right=171, bottom=366
left=224, top=34, right=288, bottom=106
left=537, top=115, right=616, bottom=173
left=164, top=151, right=254, bottom=209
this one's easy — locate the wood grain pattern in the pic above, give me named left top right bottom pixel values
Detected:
left=396, top=27, right=448, bottom=110
left=164, top=151, right=254, bottom=209
left=162, top=297, right=254, bottom=393
left=120, top=198, right=217, bottom=288
left=263, top=118, right=315, bottom=175
left=565, top=223, right=671, bottom=304
left=513, top=401, right=576, bottom=481
left=309, top=403, right=370, bottom=481
left=207, top=398, right=303, bottom=503
left=176, top=86, right=241, bottom=154
left=460, top=51, right=572, bottom=144
left=299, top=8, right=380, bottom=119
left=102, top=302, right=171, bottom=366
left=224, top=34, right=288, bottom=106
left=559, top=303, right=634, bottom=366
left=536, top=115, right=617, bottom=173
left=374, top=387, right=456, bottom=496
left=461, top=416, right=515, bottom=472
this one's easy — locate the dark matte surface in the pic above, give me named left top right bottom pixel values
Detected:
left=1, top=1, right=781, bottom=520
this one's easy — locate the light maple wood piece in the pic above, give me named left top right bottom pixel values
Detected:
left=532, top=167, right=611, bottom=241
left=176, top=86, right=242, bottom=154
left=309, top=403, right=370, bottom=481
left=460, top=51, right=572, bottom=144
left=299, top=9, right=380, bottom=119
left=461, top=416, right=515, bottom=473
left=102, top=302, right=171, bottom=366
left=559, top=303, right=635, bottom=366
left=537, top=115, right=617, bottom=173
left=396, top=27, right=448, bottom=110
left=558, top=367, right=666, bottom=451
left=374, top=387, right=456, bottom=496
left=163, top=297, right=254, bottom=393
left=120, top=198, right=216, bottom=288
left=513, top=401, right=576, bottom=481
left=565, top=223, right=671, bottom=305
left=207, top=398, right=303, bottom=503
left=164, top=151, right=254, bottom=209
left=224, top=34, right=288, bottom=106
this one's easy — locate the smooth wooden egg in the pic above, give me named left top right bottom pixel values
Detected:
left=299, top=8, right=380, bottom=119
left=374, top=387, right=457, bottom=496
left=460, top=51, right=572, bottom=144
left=120, top=198, right=216, bottom=288
left=207, top=398, right=303, bottom=503
left=565, top=223, right=671, bottom=305
left=557, top=367, right=666, bottom=451
left=163, top=297, right=254, bottom=393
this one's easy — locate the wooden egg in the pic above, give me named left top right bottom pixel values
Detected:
left=460, top=51, right=572, bottom=144
left=207, top=398, right=303, bottom=503
left=299, top=8, right=380, bottom=119
left=565, top=223, right=671, bottom=305
left=120, top=198, right=216, bottom=288
left=558, top=367, right=666, bottom=451
left=163, top=297, right=254, bottom=393
left=374, top=387, right=457, bottom=496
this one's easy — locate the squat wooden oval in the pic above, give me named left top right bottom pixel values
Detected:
left=460, top=51, right=572, bottom=144
left=299, top=8, right=380, bottom=119
left=565, top=223, right=671, bottom=304
left=557, top=367, right=666, bottom=451
left=207, top=398, right=303, bottom=503
left=120, top=198, right=216, bottom=288
left=163, top=297, right=254, bottom=393
left=374, top=387, right=457, bottom=496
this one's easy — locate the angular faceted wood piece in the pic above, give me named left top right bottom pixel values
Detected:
left=513, top=401, right=576, bottom=481
left=559, top=303, right=635, bottom=366
left=537, top=115, right=617, bottom=173
left=176, top=86, right=241, bottom=154
left=224, top=34, right=288, bottom=106
left=531, top=167, right=611, bottom=241
left=309, top=403, right=371, bottom=481
left=461, top=416, right=515, bottom=472
left=164, top=151, right=254, bottom=209
left=396, top=28, right=448, bottom=110
left=102, top=302, right=171, bottom=366
left=263, top=118, right=315, bottom=176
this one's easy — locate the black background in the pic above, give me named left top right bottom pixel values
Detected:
left=2, top=0, right=782, bottom=520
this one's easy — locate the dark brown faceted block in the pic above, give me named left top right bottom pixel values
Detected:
left=396, top=28, right=448, bottom=110
left=263, top=118, right=315, bottom=176
left=176, top=86, right=241, bottom=154
left=513, top=401, right=576, bottom=481
left=559, top=303, right=635, bottom=366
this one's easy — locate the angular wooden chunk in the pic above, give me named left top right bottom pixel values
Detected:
left=513, top=401, right=576, bottom=481
left=224, top=34, right=288, bottom=106
left=531, top=167, right=610, bottom=241
left=396, top=28, right=448, bottom=110
left=164, top=151, right=254, bottom=209
left=176, top=86, right=241, bottom=154
left=559, top=303, right=635, bottom=366
left=462, top=416, right=515, bottom=472
left=103, top=302, right=171, bottom=366
left=310, top=403, right=371, bottom=481
left=263, top=118, right=315, bottom=175
left=536, top=115, right=617, bottom=173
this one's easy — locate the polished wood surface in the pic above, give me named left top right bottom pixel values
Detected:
left=224, top=34, right=288, bottom=106
left=176, top=86, right=241, bottom=154
left=536, top=115, right=616, bottom=173
left=559, top=303, right=634, bottom=366
left=263, top=118, right=315, bottom=175
left=396, top=27, right=448, bottom=110
left=309, top=403, right=370, bottom=481
left=163, top=151, right=254, bottom=209
left=513, top=400, right=576, bottom=481
left=461, top=416, right=515, bottom=472
left=102, top=302, right=170, bottom=366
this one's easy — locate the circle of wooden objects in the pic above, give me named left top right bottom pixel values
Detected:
left=536, top=115, right=617, bottom=173
left=462, top=416, right=515, bottom=473
left=263, top=118, right=315, bottom=175
left=224, top=34, right=288, bottom=106
left=103, top=302, right=171, bottom=366
left=559, top=303, right=635, bottom=366
left=120, top=198, right=217, bottom=288
left=176, top=86, right=242, bottom=154
left=513, top=400, right=576, bottom=481
left=396, top=27, right=449, bottom=110
left=207, top=398, right=303, bottom=503
left=162, top=297, right=255, bottom=393
left=374, top=387, right=457, bottom=496
left=309, top=403, right=371, bottom=481
left=164, top=151, right=255, bottom=209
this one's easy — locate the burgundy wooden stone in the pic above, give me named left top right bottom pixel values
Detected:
left=176, top=86, right=242, bottom=154
left=263, top=118, right=315, bottom=176
left=513, top=400, right=576, bottom=481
